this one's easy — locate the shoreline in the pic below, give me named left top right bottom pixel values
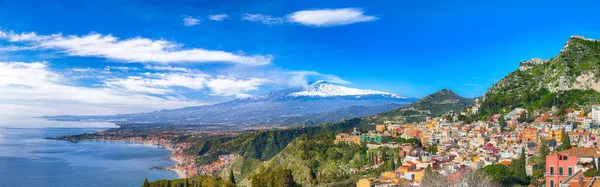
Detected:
left=164, top=146, right=188, bottom=178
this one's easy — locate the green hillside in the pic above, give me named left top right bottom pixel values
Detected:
left=478, top=36, right=600, bottom=116
left=380, top=89, right=475, bottom=122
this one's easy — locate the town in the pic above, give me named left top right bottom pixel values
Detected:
left=334, top=104, right=600, bottom=186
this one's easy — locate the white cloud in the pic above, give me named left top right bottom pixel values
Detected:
left=0, top=30, right=272, bottom=65
left=287, top=71, right=350, bottom=88
left=144, top=65, right=190, bottom=72
left=0, top=61, right=203, bottom=117
left=287, top=8, right=377, bottom=27
left=206, top=78, right=266, bottom=98
left=104, top=72, right=209, bottom=94
left=242, top=13, right=284, bottom=25
left=182, top=16, right=201, bottom=26
left=209, top=14, right=229, bottom=21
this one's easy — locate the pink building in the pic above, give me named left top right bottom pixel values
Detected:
left=545, top=152, right=577, bottom=187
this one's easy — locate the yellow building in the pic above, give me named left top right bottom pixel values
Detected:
left=548, top=129, right=563, bottom=142
left=334, top=133, right=360, bottom=144
left=356, top=178, right=377, bottom=187
left=414, top=170, right=424, bottom=183
left=376, top=125, right=386, bottom=132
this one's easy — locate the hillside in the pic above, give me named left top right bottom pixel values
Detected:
left=478, top=36, right=600, bottom=116
left=380, top=89, right=475, bottom=122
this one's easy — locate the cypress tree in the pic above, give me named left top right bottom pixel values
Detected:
left=514, top=147, right=528, bottom=183
left=560, top=128, right=572, bottom=151
left=143, top=178, right=150, bottom=187
left=165, top=180, right=170, bottom=187
left=228, top=170, right=236, bottom=185
left=184, top=177, right=189, bottom=187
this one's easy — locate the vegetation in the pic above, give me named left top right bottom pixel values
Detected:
left=558, top=128, right=572, bottom=151
left=478, top=148, right=530, bottom=186
left=381, top=89, right=475, bottom=122
left=182, top=118, right=373, bottom=165
left=145, top=176, right=234, bottom=187
left=479, top=37, right=600, bottom=118
left=250, top=166, right=298, bottom=187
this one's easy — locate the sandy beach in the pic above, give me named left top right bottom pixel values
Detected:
left=164, top=146, right=188, bottom=178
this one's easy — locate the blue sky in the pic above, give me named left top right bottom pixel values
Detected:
left=1, top=0, right=600, bottom=116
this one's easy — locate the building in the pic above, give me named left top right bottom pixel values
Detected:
left=521, top=128, right=538, bottom=142
left=545, top=148, right=600, bottom=187
left=361, top=132, right=392, bottom=143
left=376, top=125, right=386, bottom=132
left=356, top=178, right=378, bottom=187
left=334, top=133, right=361, bottom=144
left=592, top=105, right=600, bottom=124
left=546, top=152, right=578, bottom=187
left=548, top=130, right=564, bottom=142
left=334, top=128, right=361, bottom=144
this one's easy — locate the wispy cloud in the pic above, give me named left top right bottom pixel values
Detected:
left=182, top=16, right=201, bottom=26
left=206, top=78, right=266, bottom=98
left=242, top=8, right=377, bottom=27
left=287, top=8, right=377, bottom=27
left=0, top=30, right=272, bottom=65
left=464, top=83, right=479, bottom=87
left=287, top=71, right=350, bottom=88
left=208, top=14, right=229, bottom=21
left=242, top=13, right=284, bottom=25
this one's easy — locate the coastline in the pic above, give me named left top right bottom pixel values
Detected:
left=164, top=146, right=188, bottom=178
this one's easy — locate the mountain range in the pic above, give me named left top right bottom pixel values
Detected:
left=45, top=81, right=416, bottom=126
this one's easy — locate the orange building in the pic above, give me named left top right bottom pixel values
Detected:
left=334, top=133, right=360, bottom=144
left=521, top=128, right=538, bottom=142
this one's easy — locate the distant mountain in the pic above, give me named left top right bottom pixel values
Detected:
left=45, top=81, right=416, bottom=126
left=478, top=36, right=600, bottom=116
left=380, top=89, right=475, bottom=122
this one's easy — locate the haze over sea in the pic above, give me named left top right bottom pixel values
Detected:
left=0, top=118, right=178, bottom=187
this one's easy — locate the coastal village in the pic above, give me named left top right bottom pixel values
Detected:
left=89, top=103, right=600, bottom=187
left=335, top=104, right=600, bottom=187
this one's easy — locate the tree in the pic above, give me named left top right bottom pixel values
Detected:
left=479, top=164, right=509, bottom=183
left=165, top=180, right=171, bottom=187
left=459, top=171, right=501, bottom=187
left=518, top=111, right=527, bottom=123
left=512, top=147, right=528, bottom=184
left=228, top=170, right=236, bottom=185
left=391, top=153, right=396, bottom=170
left=142, top=178, right=150, bottom=187
left=539, top=139, right=550, bottom=166
left=281, top=169, right=297, bottom=187
left=499, top=116, right=506, bottom=132
left=560, top=128, right=572, bottom=151
left=584, top=168, right=600, bottom=177
left=184, top=177, right=189, bottom=187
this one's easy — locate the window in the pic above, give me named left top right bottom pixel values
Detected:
left=550, top=180, right=554, bottom=187
left=568, top=167, right=573, bottom=175
left=559, top=167, right=563, bottom=175
left=550, top=166, right=554, bottom=175
left=563, top=156, right=568, bottom=160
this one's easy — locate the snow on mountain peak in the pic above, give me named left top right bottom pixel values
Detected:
left=290, top=80, right=406, bottom=98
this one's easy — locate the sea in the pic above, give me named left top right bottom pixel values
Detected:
left=0, top=119, right=178, bottom=187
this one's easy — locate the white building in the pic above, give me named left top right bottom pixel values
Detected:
left=592, top=105, right=600, bottom=124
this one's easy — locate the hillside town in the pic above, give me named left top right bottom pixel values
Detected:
left=341, top=105, right=600, bottom=187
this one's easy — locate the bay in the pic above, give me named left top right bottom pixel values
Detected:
left=0, top=127, right=178, bottom=187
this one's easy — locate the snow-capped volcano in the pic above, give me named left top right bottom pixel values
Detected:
left=289, top=80, right=407, bottom=98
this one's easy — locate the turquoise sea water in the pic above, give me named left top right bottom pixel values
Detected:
left=0, top=128, right=178, bottom=187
